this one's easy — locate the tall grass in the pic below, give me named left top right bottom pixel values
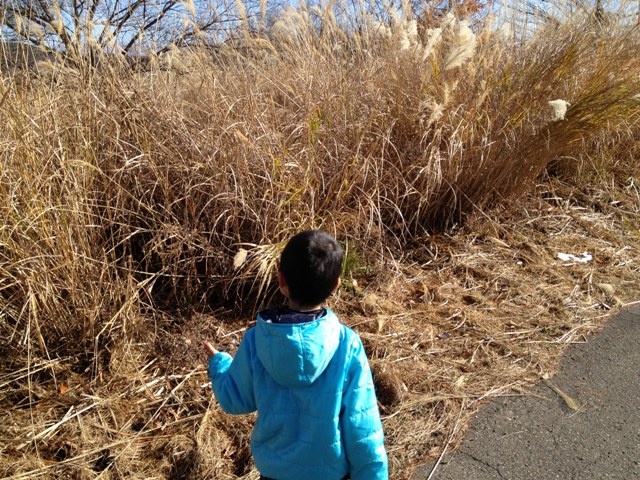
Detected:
left=1, top=1, right=640, bottom=476
left=2, top=0, right=639, bottom=370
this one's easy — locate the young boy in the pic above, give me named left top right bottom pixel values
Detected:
left=203, top=230, right=388, bottom=480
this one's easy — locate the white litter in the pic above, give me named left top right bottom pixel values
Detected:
left=557, top=252, right=592, bottom=264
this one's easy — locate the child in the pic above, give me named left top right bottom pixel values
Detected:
left=203, top=230, right=388, bottom=480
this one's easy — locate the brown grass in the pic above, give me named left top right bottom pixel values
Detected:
left=1, top=3, right=640, bottom=478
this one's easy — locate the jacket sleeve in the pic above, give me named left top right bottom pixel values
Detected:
left=340, top=336, right=389, bottom=480
left=207, top=331, right=257, bottom=415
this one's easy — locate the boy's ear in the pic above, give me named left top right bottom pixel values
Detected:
left=278, top=270, right=289, bottom=299
left=333, top=277, right=341, bottom=293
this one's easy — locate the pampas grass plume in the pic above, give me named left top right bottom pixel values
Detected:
left=443, top=17, right=477, bottom=70
left=233, top=249, right=249, bottom=270
left=549, top=99, right=571, bottom=121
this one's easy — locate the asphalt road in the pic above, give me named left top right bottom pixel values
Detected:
left=413, top=306, right=640, bottom=480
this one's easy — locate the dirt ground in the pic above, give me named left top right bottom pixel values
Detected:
left=2, top=177, right=640, bottom=479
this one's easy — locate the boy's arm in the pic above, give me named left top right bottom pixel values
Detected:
left=204, top=334, right=257, bottom=415
left=341, top=337, right=389, bottom=480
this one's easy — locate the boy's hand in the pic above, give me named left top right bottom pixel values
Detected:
left=203, top=341, right=219, bottom=360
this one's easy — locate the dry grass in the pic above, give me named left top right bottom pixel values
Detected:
left=3, top=176, right=639, bottom=479
left=1, top=2, right=640, bottom=479
left=362, top=177, right=640, bottom=475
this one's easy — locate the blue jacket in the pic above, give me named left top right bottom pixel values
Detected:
left=208, top=308, right=388, bottom=480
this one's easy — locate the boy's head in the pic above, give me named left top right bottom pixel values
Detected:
left=278, top=230, right=343, bottom=308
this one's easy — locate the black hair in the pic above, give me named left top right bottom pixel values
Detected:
left=279, top=230, right=344, bottom=308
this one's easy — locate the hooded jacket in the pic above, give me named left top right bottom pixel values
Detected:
left=207, top=308, right=388, bottom=480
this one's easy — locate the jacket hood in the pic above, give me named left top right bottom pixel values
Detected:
left=255, top=309, right=341, bottom=388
